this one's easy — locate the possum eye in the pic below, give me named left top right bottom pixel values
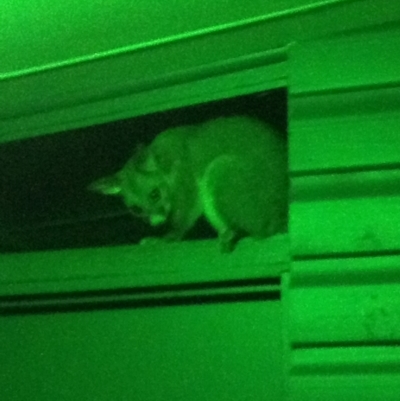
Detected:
left=148, top=188, right=161, bottom=203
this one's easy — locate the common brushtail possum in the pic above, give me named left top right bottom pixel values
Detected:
left=89, top=116, right=287, bottom=252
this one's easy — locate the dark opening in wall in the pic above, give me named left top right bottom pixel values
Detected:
left=0, top=88, right=287, bottom=253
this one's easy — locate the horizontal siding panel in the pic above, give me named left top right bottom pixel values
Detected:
left=291, top=196, right=400, bottom=255
left=292, top=346, right=400, bottom=375
left=290, top=283, right=400, bottom=344
left=292, top=169, right=400, bottom=201
left=290, top=347, right=400, bottom=401
left=291, top=169, right=400, bottom=256
left=290, top=87, right=400, bottom=172
left=290, top=113, right=400, bottom=172
left=0, top=58, right=287, bottom=144
left=0, top=235, right=288, bottom=297
left=289, top=255, right=400, bottom=345
left=290, top=26, right=400, bottom=94
left=292, top=84, right=400, bottom=122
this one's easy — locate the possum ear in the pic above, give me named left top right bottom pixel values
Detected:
left=87, top=174, right=122, bottom=195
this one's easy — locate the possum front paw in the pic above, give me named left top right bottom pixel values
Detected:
left=218, top=229, right=239, bottom=253
left=140, top=232, right=183, bottom=246
left=140, top=237, right=167, bottom=246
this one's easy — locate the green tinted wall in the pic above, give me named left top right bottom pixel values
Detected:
left=1, top=301, right=283, bottom=400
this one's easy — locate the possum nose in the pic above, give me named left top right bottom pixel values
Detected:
left=149, top=214, right=167, bottom=226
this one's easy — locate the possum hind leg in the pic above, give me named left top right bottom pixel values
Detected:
left=199, top=156, right=242, bottom=252
left=200, top=155, right=285, bottom=252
